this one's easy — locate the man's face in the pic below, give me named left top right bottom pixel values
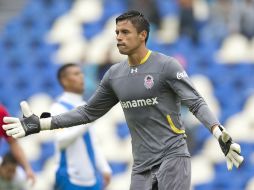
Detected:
left=1, top=163, right=17, bottom=181
left=62, top=66, right=84, bottom=94
left=116, top=20, right=145, bottom=55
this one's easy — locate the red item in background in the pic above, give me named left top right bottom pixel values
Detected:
left=0, top=104, right=11, bottom=140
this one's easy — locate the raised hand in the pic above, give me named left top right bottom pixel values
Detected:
left=3, top=101, right=41, bottom=138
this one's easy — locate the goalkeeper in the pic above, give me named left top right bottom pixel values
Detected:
left=3, top=10, right=243, bottom=190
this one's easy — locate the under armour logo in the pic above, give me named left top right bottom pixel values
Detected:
left=131, top=68, right=138, bottom=74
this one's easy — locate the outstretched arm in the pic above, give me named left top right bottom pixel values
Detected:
left=164, top=58, right=244, bottom=170
left=3, top=69, right=119, bottom=138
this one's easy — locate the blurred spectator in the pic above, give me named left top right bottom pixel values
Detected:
left=0, top=104, right=36, bottom=186
left=97, top=50, right=114, bottom=81
left=239, top=0, right=254, bottom=39
left=205, top=0, right=240, bottom=43
left=127, top=0, right=161, bottom=29
left=178, top=0, right=199, bottom=44
left=0, top=151, right=26, bottom=190
left=51, top=64, right=111, bottom=190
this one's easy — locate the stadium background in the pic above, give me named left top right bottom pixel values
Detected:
left=0, top=0, right=254, bottom=189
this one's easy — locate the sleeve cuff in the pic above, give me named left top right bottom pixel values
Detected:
left=212, top=125, right=222, bottom=140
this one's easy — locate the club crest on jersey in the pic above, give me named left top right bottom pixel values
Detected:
left=144, top=75, right=154, bottom=89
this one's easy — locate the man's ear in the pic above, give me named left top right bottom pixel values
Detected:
left=139, top=30, right=147, bottom=42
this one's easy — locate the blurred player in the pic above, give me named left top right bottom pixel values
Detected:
left=3, top=10, right=244, bottom=190
left=52, top=63, right=111, bottom=190
left=0, top=151, right=26, bottom=190
left=0, top=104, right=35, bottom=185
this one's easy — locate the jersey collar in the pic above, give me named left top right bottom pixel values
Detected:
left=140, top=50, right=152, bottom=64
left=128, top=50, right=152, bottom=66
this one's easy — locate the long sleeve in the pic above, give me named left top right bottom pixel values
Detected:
left=163, top=58, right=220, bottom=131
left=51, top=70, right=119, bottom=130
left=51, top=103, right=89, bottom=149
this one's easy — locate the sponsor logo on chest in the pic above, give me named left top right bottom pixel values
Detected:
left=120, top=97, right=158, bottom=109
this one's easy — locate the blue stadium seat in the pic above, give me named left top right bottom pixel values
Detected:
left=83, top=21, right=104, bottom=40
left=239, top=143, right=254, bottom=167
left=194, top=183, right=213, bottom=190
left=213, top=162, right=248, bottom=190
left=102, top=0, right=127, bottom=22
left=156, top=0, right=179, bottom=17
left=53, top=0, right=73, bottom=14
left=193, top=124, right=211, bottom=152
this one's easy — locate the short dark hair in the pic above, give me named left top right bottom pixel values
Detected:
left=57, top=63, right=78, bottom=87
left=116, top=10, right=150, bottom=43
left=1, top=152, right=18, bottom=166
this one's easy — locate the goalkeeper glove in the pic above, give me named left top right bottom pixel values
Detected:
left=3, top=101, right=51, bottom=138
left=213, top=125, right=244, bottom=170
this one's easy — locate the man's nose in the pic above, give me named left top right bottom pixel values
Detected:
left=116, top=34, right=123, bottom=41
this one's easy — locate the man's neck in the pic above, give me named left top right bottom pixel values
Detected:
left=128, top=47, right=149, bottom=66
left=64, top=91, right=83, bottom=96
